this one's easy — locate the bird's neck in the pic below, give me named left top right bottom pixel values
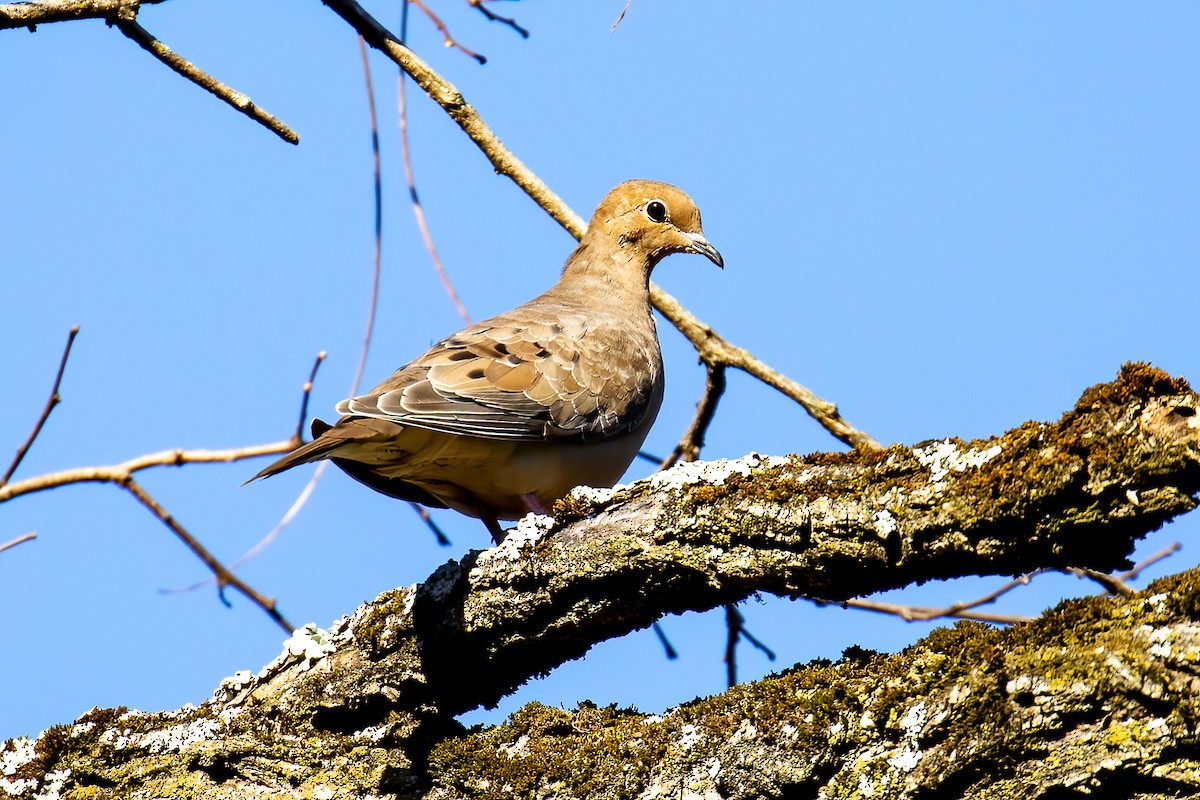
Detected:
left=556, top=239, right=657, bottom=304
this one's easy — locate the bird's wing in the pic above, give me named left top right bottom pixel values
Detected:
left=337, top=304, right=661, bottom=442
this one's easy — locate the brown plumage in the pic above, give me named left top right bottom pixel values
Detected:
left=251, top=180, right=722, bottom=541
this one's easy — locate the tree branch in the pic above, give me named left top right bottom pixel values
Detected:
left=0, top=0, right=165, bottom=28
left=1, top=0, right=298, bottom=143
left=3, top=326, right=78, bottom=487
left=121, top=476, right=294, bottom=632
left=6, top=364, right=1200, bottom=796
left=658, top=362, right=726, bottom=471
left=0, top=531, right=36, bottom=554
left=112, top=15, right=298, bottom=144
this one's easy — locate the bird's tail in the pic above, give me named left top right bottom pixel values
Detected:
left=245, top=419, right=339, bottom=483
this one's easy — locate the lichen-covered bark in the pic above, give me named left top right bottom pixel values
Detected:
left=4, top=364, right=1200, bottom=799
left=426, top=571, right=1200, bottom=800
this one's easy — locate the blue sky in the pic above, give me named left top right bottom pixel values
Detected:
left=3, top=2, right=1198, bottom=741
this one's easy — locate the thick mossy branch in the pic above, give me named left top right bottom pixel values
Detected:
left=427, top=570, right=1200, bottom=800
left=12, top=572, right=1200, bottom=798
left=338, top=362, right=1200, bottom=718
left=5, top=364, right=1200, bottom=799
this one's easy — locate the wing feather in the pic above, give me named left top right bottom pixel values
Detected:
left=333, top=303, right=659, bottom=442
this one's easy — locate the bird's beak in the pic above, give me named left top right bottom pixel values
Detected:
left=684, top=232, right=724, bottom=269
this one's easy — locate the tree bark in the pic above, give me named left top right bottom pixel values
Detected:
left=4, top=363, right=1199, bottom=799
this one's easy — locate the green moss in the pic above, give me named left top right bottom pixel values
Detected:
left=15, top=724, right=72, bottom=781
left=1075, top=362, right=1192, bottom=411
left=428, top=574, right=1200, bottom=797
left=1150, top=570, right=1200, bottom=620
left=551, top=493, right=597, bottom=523
left=352, top=587, right=415, bottom=654
left=75, top=707, right=131, bottom=728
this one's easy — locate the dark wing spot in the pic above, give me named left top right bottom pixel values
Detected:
left=495, top=342, right=509, bottom=355
left=467, top=368, right=486, bottom=380
left=447, top=350, right=474, bottom=361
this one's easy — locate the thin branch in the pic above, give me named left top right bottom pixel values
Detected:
left=0, top=354, right=324, bottom=504
left=410, top=0, right=486, bottom=63
left=165, top=462, right=331, bottom=591
left=651, top=288, right=883, bottom=452
left=364, top=30, right=447, bottom=545
left=320, top=0, right=882, bottom=451
left=723, top=603, right=776, bottom=688
left=0, top=0, right=165, bottom=29
left=1119, top=541, right=1182, bottom=582
left=1067, top=567, right=1138, bottom=597
left=822, top=570, right=1048, bottom=625
left=398, top=70, right=472, bottom=324
left=213, top=36, right=390, bottom=573
left=165, top=355, right=329, bottom=592
left=611, top=0, right=632, bottom=31
left=123, top=477, right=294, bottom=633
left=841, top=598, right=1035, bottom=626
left=294, top=352, right=327, bottom=442
left=110, top=14, right=298, bottom=144
left=0, top=441, right=296, bottom=503
left=0, top=532, right=36, bottom=554
left=467, top=0, right=528, bottom=38
left=651, top=621, right=677, bottom=660
left=411, top=503, right=452, bottom=546
left=353, top=35, right=383, bottom=397
left=658, top=363, right=725, bottom=470
left=3, top=325, right=79, bottom=486
left=1065, top=542, right=1183, bottom=597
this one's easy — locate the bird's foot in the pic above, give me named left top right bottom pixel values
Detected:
left=482, top=515, right=506, bottom=545
left=520, top=492, right=551, bottom=516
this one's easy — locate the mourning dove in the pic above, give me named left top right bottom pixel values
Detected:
left=252, top=180, right=722, bottom=541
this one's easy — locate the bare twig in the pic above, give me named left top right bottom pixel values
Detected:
left=202, top=462, right=330, bottom=581
left=122, top=477, right=294, bottom=632
left=723, top=603, right=776, bottom=688
left=1119, top=542, right=1182, bottom=582
left=0, top=441, right=295, bottom=504
left=411, top=503, right=452, bottom=546
left=410, top=0, right=486, bottom=63
left=1067, top=566, right=1137, bottom=597
left=3, top=325, right=79, bottom=487
left=101, top=6, right=296, bottom=144
left=1063, top=542, right=1182, bottom=598
left=467, top=0, right=528, bottom=38
left=821, top=570, right=1047, bottom=625
left=363, top=30, right=448, bottom=542
left=164, top=355, right=329, bottom=592
left=611, top=0, right=633, bottom=31
left=320, top=0, right=882, bottom=452
left=651, top=621, right=677, bottom=660
left=398, top=65, right=472, bottom=323
left=658, top=363, right=726, bottom=470
left=0, top=0, right=165, bottom=29
left=4, top=1, right=295, bottom=141
left=215, top=36, right=391, bottom=571
left=0, top=532, right=36, bottom=554
left=0, top=353, right=324, bottom=504
left=841, top=598, right=1035, bottom=626
left=651, top=289, right=882, bottom=452
left=353, top=35, right=384, bottom=397
left=294, top=352, right=327, bottom=442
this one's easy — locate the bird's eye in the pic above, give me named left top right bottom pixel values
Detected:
left=645, top=200, right=667, bottom=223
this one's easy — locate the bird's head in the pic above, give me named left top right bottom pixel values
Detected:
left=586, top=180, right=724, bottom=271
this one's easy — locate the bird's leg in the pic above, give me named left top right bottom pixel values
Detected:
left=482, top=514, right=506, bottom=545
left=520, top=492, right=551, bottom=516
